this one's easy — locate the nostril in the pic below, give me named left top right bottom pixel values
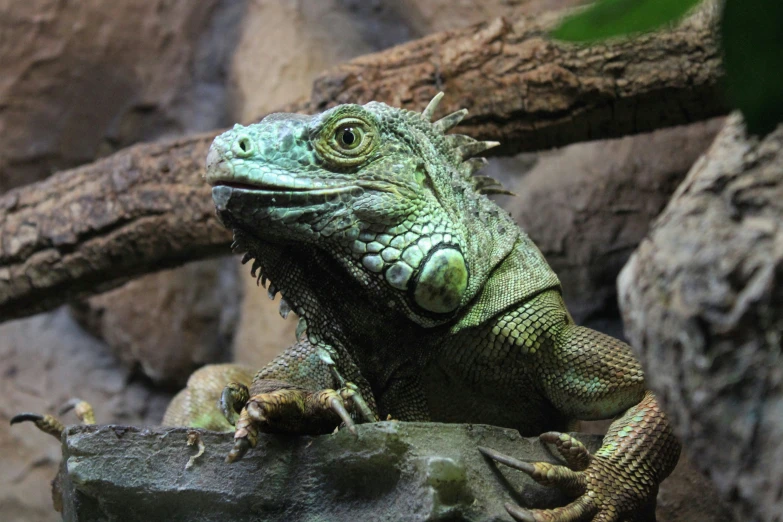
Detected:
left=232, top=135, right=254, bottom=157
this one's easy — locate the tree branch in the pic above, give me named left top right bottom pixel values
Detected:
left=302, top=6, right=724, bottom=154
left=0, top=134, right=230, bottom=320
left=0, top=5, right=725, bottom=321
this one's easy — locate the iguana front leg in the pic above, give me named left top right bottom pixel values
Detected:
left=483, top=317, right=680, bottom=522
left=224, top=340, right=378, bottom=462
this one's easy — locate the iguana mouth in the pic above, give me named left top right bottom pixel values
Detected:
left=210, top=179, right=313, bottom=192
left=207, top=176, right=360, bottom=198
left=211, top=184, right=361, bottom=213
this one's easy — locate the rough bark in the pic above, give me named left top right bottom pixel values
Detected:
left=0, top=4, right=725, bottom=322
left=618, top=114, right=783, bottom=522
left=0, top=134, right=230, bottom=321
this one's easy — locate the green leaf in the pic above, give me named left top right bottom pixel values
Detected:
left=721, top=0, right=783, bottom=136
left=552, top=0, right=703, bottom=42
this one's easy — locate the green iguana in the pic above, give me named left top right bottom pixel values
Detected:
left=14, top=94, right=679, bottom=522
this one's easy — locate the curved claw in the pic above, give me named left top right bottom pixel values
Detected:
left=479, top=445, right=586, bottom=496
left=506, top=496, right=596, bottom=522
left=341, top=383, right=378, bottom=423
left=220, top=382, right=250, bottom=426
left=10, top=413, right=44, bottom=425
left=479, top=446, right=535, bottom=474
left=505, top=502, right=536, bottom=522
left=226, top=437, right=250, bottom=463
left=10, top=412, right=64, bottom=440
left=326, top=394, right=357, bottom=435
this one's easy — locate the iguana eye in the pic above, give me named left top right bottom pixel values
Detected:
left=335, top=125, right=364, bottom=150
left=315, top=112, right=377, bottom=167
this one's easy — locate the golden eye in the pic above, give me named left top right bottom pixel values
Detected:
left=335, top=125, right=364, bottom=150
left=315, top=111, right=377, bottom=167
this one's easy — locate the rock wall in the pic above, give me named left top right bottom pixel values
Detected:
left=619, top=114, right=783, bottom=522
left=0, top=0, right=242, bottom=192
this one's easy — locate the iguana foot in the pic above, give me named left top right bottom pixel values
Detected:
left=59, top=398, right=96, bottom=424
left=480, top=432, right=654, bottom=522
left=226, top=381, right=375, bottom=463
left=11, top=399, right=96, bottom=440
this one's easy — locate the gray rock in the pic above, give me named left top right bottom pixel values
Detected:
left=60, top=423, right=604, bottom=522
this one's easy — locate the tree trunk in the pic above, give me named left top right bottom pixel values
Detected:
left=618, top=114, right=783, bottom=522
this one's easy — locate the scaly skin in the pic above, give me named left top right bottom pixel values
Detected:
left=12, top=93, right=680, bottom=521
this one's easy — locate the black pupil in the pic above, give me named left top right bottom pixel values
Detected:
left=341, top=128, right=356, bottom=145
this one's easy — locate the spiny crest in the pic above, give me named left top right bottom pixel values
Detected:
left=421, top=92, right=512, bottom=197
left=234, top=230, right=302, bottom=324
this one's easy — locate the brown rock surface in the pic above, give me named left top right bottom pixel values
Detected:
left=619, top=114, right=783, bottom=521
left=72, top=257, right=242, bottom=387
left=397, top=0, right=579, bottom=34
left=657, top=453, right=735, bottom=522
left=0, top=0, right=238, bottom=193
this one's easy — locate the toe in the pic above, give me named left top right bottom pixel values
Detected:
left=540, top=432, right=591, bottom=471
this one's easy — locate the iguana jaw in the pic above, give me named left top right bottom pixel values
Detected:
left=210, top=183, right=359, bottom=206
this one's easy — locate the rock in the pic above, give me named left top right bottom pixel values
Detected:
left=55, top=422, right=733, bottom=522
left=231, top=276, right=299, bottom=370
left=72, top=257, right=242, bottom=388
left=0, top=0, right=241, bottom=193
left=618, top=114, right=783, bottom=521
left=229, top=0, right=415, bottom=124
left=395, top=0, right=580, bottom=34
left=0, top=310, right=173, bottom=522
left=491, top=118, right=724, bottom=327
left=59, top=422, right=605, bottom=522
left=657, top=452, right=735, bottom=522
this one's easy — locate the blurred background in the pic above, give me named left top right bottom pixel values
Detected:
left=0, top=1, right=728, bottom=520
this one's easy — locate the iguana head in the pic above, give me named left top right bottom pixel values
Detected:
left=206, top=93, right=519, bottom=327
